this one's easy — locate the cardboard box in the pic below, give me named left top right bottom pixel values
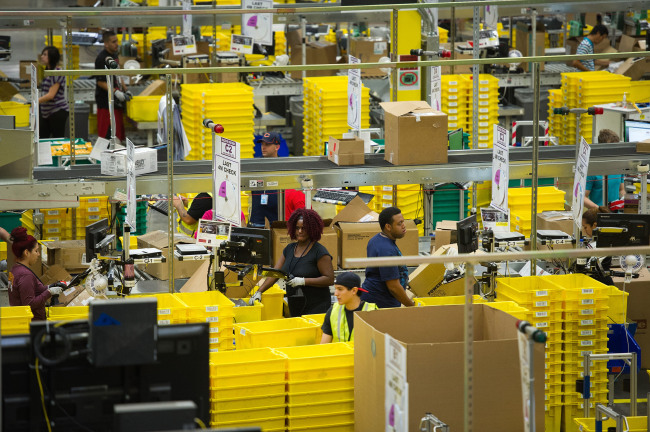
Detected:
left=618, top=35, right=647, bottom=53
left=434, top=220, right=457, bottom=250
left=331, top=196, right=379, bottom=224
left=100, top=147, right=158, bottom=176
left=139, top=79, right=166, bottom=97
left=271, top=219, right=338, bottom=269
left=612, top=268, right=650, bottom=368
left=19, top=60, right=36, bottom=89
left=409, top=244, right=466, bottom=297
left=327, top=136, right=364, bottom=166
left=380, top=101, right=448, bottom=166
left=615, top=57, right=650, bottom=81
left=67, top=289, right=106, bottom=307
left=183, top=55, right=210, bottom=84
left=287, top=30, right=337, bottom=79
left=536, top=211, right=574, bottom=236
left=515, top=21, right=545, bottom=72
left=43, top=240, right=88, bottom=272
left=354, top=304, right=544, bottom=432
left=335, top=220, right=418, bottom=269
left=41, top=264, right=83, bottom=306
left=136, top=231, right=203, bottom=280
left=348, top=37, right=388, bottom=76
left=637, top=139, right=650, bottom=153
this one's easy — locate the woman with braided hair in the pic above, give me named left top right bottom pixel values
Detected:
left=8, top=227, right=66, bottom=321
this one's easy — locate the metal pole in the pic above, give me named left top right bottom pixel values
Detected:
left=450, top=0, right=455, bottom=75
left=107, top=73, right=117, bottom=148
left=528, top=337, right=536, bottom=432
left=471, top=6, right=479, bottom=214
left=640, top=172, right=648, bottom=214
left=583, top=352, right=591, bottom=417
left=531, top=62, right=540, bottom=268
left=463, top=263, right=474, bottom=432
left=531, top=9, right=537, bottom=89
left=391, top=9, right=399, bottom=101
left=630, top=352, right=637, bottom=416
left=66, top=16, right=76, bottom=165
left=211, top=0, right=217, bottom=82
left=573, top=109, right=584, bottom=247
left=166, top=74, right=174, bottom=294
left=301, top=17, right=307, bottom=80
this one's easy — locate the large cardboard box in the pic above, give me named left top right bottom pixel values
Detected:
left=287, top=30, right=337, bottom=79
left=331, top=196, right=417, bottom=269
left=139, top=79, right=166, bottom=97
left=515, top=21, right=545, bottom=72
left=354, top=304, right=544, bottom=432
left=100, top=147, right=158, bottom=176
left=43, top=240, right=88, bottom=272
left=327, top=136, right=364, bottom=166
left=615, top=57, right=650, bottom=81
left=271, top=219, right=338, bottom=269
left=335, top=220, right=418, bottom=269
left=536, top=211, right=574, bottom=236
left=348, top=37, right=388, bottom=76
left=380, top=101, right=448, bottom=166
left=409, top=244, right=467, bottom=297
left=137, top=231, right=203, bottom=280
left=618, top=35, right=647, bottom=53
left=434, top=220, right=457, bottom=250
left=613, top=268, right=650, bottom=368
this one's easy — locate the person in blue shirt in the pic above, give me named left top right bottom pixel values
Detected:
left=584, top=129, right=625, bottom=211
left=361, top=207, right=415, bottom=308
left=249, top=132, right=281, bottom=228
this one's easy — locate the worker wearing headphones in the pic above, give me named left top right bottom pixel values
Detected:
left=320, top=272, right=377, bottom=344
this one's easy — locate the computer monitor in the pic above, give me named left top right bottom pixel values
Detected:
left=596, top=213, right=650, bottom=247
left=625, top=120, right=650, bottom=142
left=229, top=226, right=272, bottom=266
left=1, top=322, right=210, bottom=431
left=85, top=218, right=110, bottom=261
left=457, top=214, right=479, bottom=254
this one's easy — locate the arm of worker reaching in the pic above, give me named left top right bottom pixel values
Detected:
left=0, top=227, right=10, bottom=243
left=173, top=195, right=198, bottom=225
left=320, top=306, right=334, bottom=344
left=288, top=254, right=335, bottom=288
left=571, top=59, right=590, bottom=72
left=583, top=189, right=600, bottom=211
left=38, top=81, right=61, bottom=104
left=385, top=278, right=415, bottom=307
left=253, top=253, right=287, bottom=300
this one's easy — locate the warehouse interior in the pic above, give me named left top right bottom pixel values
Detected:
left=2, top=0, right=650, bottom=431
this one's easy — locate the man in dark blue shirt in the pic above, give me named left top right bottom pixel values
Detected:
left=361, top=207, right=415, bottom=308
left=249, top=132, right=281, bottom=227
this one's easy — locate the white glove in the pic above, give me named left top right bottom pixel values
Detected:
left=248, top=291, right=262, bottom=306
left=48, top=285, right=63, bottom=296
left=114, top=90, right=126, bottom=102
left=286, top=277, right=305, bottom=287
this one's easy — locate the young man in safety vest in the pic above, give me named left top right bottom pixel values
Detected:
left=172, top=192, right=212, bottom=237
left=320, top=272, right=377, bottom=343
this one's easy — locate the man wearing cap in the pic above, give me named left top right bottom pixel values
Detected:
left=321, top=272, right=377, bottom=343
left=361, top=207, right=415, bottom=308
left=250, top=132, right=305, bottom=226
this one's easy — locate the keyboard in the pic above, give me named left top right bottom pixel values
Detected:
left=313, top=189, right=375, bottom=206
left=148, top=199, right=170, bottom=216
left=70, top=32, right=99, bottom=46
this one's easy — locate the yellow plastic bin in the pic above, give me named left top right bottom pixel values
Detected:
left=47, top=305, right=89, bottom=321
left=234, top=317, right=321, bottom=349
left=573, top=416, right=648, bottom=432
left=260, top=284, right=285, bottom=320
left=301, top=313, right=326, bottom=341
left=233, top=300, right=264, bottom=323
left=605, top=285, right=629, bottom=324
left=126, top=96, right=162, bottom=122
left=0, top=101, right=29, bottom=127
left=127, top=293, right=187, bottom=325
left=275, top=342, right=354, bottom=382
left=175, top=290, right=235, bottom=322
left=1, top=306, right=33, bottom=335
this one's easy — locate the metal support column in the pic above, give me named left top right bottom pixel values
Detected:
left=471, top=6, right=480, bottom=213
left=450, top=0, right=455, bottom=74
left=531, top=9, right=538, bottom=88
left=166, top=74, right=174, bottom=294
left=391, top=9, right=399, bottom=101
left=211, top=0, right=217, bottom=82
left=65, top=16, right=75, bottom=165
left=531, top=62, right=540, bottom=268
left=463, top=263, right=475, bottom=432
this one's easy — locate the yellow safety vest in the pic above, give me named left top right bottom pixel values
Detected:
left=177, top=218, right=198, bottom=236
left=330, top=301, right=378, bottom=343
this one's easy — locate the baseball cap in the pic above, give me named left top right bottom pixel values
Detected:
left=260, top=132, right=281, bottom=145
left=334, top=272, right=367, bottom=292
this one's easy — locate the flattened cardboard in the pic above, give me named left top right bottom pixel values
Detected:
left=327, top=136, right=364, bottom=166
left=331, top=196, right=378, bottom=225
left=618, top=35, right=646, bottom=53
left=616, top=57, right=650, bottom=81
left=354, top=305, right=544, bottom=432
left=536, top=211, right=574, bottom=236
left=380, top=101, right=448, bottom=166
left=271, top=219, right=338, bottom=269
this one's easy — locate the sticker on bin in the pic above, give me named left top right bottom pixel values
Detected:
left=240, top=328, right=246, bottom=335
left=580, top=319, right=594, bottom=326
left=158, top=308, right=171, bottom=315
left=580, top=350, right=593, bottom=356
left=479, top=79, right=491, bottom=85
left=449, top=88, right=458, bottom=93
left=449, top=116, right=458, bottom=121
left=581, top=299, right=594, bottom=305
left=535, top=311, right=548, bottom=318
left=47, top=219, right=61, bottom=225
left=47, top=210, right=59, bottom=216
left=88, top=198, right=100, bottom=203
left=582, top=289, right=594, bottom=295
left=209, top=327, right=221, bottom=333
left=479, top=122, right=489, bottom=127
left=47, top=228, right=60, bottom=233
left=206, top=316, right=219, bottom=322
left=206, top=306, right=219, bottom=312
left=535, top=301, right=548, bottom=307
left=448, top=95, right=458, bottom=99
left=88, top=215, right=100, bottom=221
left=479, top=108, right=489, bottom=113
left=580, top=330, right=594, bottom=336
left=580, top=309, right=595, bottom=315
left=448, top=80, right=459, bottom=85
left=210, top=338, right=220, bottom=344
left=536, top=322, right=548, bottom=328
left=580, top=340, right=594, bottom=346
left=87, top=207, right=100, bottom=213
left=447, top=102, right=458, bottom=107
left=158, top=319, right=171, bottom=325
left=479, top=101, right=489, bottom=106
left=535, top=290, right=548, bottom=297
left=479, top=94, right=489, bottom=99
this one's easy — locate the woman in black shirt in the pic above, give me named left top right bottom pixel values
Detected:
left=254, top=208, right=334, bottom=316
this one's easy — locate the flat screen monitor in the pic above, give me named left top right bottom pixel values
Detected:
left=457, top=214, right=479, bottom=254
left=85, top=217, right=110, bottom=261
left=1, top=322, right=210, bottom=431
left=230, top=226, right=272, bottom=266
left=596, top=213, right=650, bottom=247
left=625, top=120, right=650, bottom=142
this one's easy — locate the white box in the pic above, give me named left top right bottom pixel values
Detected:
left=100, top=147, right=158, bottom=176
